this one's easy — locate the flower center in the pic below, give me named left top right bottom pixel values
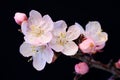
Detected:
left=31, top=45, right=46, bottom=54
left=57, top=33, right=67, bottom=46
left=29, top=25, right=44, bottom=37
left=31, top=46, right=37, bottom=53
left=90, top=43, right=94, bottom=48
left=60, top=33, right=66, bottom=38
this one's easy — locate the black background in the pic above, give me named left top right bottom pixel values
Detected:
left=1, top=0, right=120, bottom=80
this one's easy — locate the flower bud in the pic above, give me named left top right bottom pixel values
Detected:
left=75, top=62, right=89, bottom=75
left=14, top=12, right=27, bottom=25
left=115, top=59, right=120, bottom=69
left=79, top=38, right=95, bottom=54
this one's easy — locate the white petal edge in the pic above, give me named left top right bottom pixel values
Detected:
left=42, top=45, right=54, bottom=63
left=94, top=32, right=108, bottom=45
left=53, top=20, right=67, bottom=36
left=42, top=15, right=54, bottom=32
left=19, top=42, right=35, bottom=57
left=33, top=53, right=46, bottom=71
left=85, top=21, right=102, bottom=36
left=66, top=23, right=82, bottom=41
left=28, top=10, right=42, bottom=26
left=21, top=21, right=28, bottom=35
left=62, top=41, right=78, bottom=56
left=95, top=43, right=105, bottom=50
left=75, top=22, right=85, bottom=34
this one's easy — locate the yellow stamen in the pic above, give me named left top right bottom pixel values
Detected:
left=29, top=25, right=44, bottom=37
left=60, top=33, right=66, bottom=38
left=31, top=46, right=36, bottom=53
left=56, top=32, right=67, bottom=46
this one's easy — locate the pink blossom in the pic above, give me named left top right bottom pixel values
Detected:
left=14, top=12, right=27, bottom=25
left=115, top=59, right=120, bottom=69
left=78, top=21, right=108, bottom=54
left=20, top=10, right=54, bottom=46
left=75, top=62, right=89, bottom=75
left=79, top=38, right=96, bottom=54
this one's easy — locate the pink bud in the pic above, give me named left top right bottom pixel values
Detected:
left=14, top=12, right=27, bottom=25
left=115, top=59, right=120, bottom=69
left=79, top=38, right=95, bottom=54
left=75, top=62, right=89, bottom=75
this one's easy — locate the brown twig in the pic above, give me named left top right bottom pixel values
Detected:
left=72, top=52, right=120, bottom=80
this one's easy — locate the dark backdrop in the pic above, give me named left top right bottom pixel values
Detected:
left=1, top=0, right=120, bottom=80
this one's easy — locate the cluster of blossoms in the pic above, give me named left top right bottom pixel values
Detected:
left=14, top=10, right=120, bottom=78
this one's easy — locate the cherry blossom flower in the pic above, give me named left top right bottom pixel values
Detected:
left=21, top=10, right=54, bottom=46
left=14, top=12, right=27, bottom=25
left=79, top=21, right=108, bottom=54
left=20, top=42, right=54, bottom=71
left=75, top=62, right=89, bottom=75
left=49, top=20, right=82, bottom=56
left=115, top=59, right=120, bottom=69
left=79, top=38, right=96, bottom=53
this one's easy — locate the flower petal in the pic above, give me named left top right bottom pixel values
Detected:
left=79, top=38, right=95, bottom=53
left=49, top=38, right=64, bottom=52
left=39, top=32, right=53, bottom=44
left=85, top=21, right=102, bottom=36
left=42, top=45, right=54, bottom=63
left=62, top=41, right=78, bottom=56
left=28, top=10, right=42, bottom=26
left=53, top=20, right=67, bottom=36
left=66, top=23, right=82, bottom=41
left=24, top=35, right=41, bottom=46
left=19, top=42, right=34, bottom=57
left=33, top=53, right=46, bottom=71
left=94, top=32, right=108, bottom=45
left=42, top=15, right=54, bottom=32
left=24, top=32, right=52, bottom=46
left=21, top=21, right=28, bottom=35
left=75, top=23, right=85, bottom=34
left=95, top=43, right=105, bottom=50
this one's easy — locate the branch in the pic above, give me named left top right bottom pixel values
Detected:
left=72, top=52, right=120, bottom=79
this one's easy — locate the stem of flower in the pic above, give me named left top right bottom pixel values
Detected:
left=73, top=74, right=81, bottom=80
left=72, top=53, right=120, bottom=80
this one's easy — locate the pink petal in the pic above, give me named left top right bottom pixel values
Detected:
left=95, top=43, right=105, bottom=50
left=79, top=38, right=95, bottom=54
